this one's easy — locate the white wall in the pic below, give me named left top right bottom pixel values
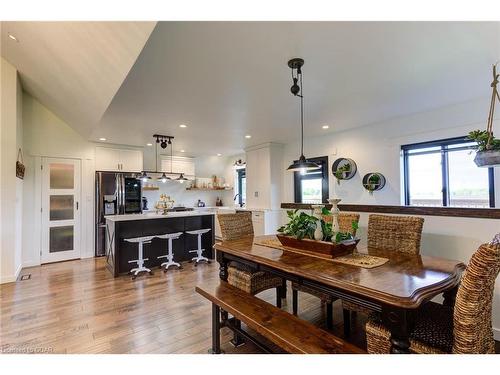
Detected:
left=0, top=57, right=23, bottom=283
left=281, top=97, right=500, bottom=338
left=22, top=92, right=95, bottom=267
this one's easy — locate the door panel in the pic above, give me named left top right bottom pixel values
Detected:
left=42, top=158, right=81, bottom=263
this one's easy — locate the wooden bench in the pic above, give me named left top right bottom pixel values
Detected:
left=195, top=281, right=365, bottom=354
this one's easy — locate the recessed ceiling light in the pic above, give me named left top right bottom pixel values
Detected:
left=146, top=143, right=153, bottom=146
left=180, top=149, right=185, bottom=153
left=99, top=137, right=107, bottom=141
left=8, top=33, right=18, bottom=42
left=245, top=135, right=252, bottom=139
left=179, top=124, right=187, bottom=128
left=217, top=153, right=222, bottom=157
left=322, top=125, right=329, bottom=129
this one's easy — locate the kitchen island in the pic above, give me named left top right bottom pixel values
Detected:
left=105, top=211, right=215, bottom=277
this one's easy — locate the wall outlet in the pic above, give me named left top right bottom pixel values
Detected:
left=254, top=191, right=259, bottom=198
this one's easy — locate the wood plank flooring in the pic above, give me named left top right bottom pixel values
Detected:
left=1, top=258, right=498, bottom=354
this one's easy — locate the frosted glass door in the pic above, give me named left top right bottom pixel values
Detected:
left=41, top=158, right=81, bottom=263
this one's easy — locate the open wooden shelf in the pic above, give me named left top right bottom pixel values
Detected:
left=185, top=187, right=233, bottom=191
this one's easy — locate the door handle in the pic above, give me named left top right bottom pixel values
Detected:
left=76, top=201, right=79, bottom=210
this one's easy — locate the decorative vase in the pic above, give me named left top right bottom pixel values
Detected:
left=311, top=205, right=324, bottom=241
left=327, top=198, right=341, bottom=242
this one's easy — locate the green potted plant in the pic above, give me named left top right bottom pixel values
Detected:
left=367, top=173, right=381, bottom=191
left=468, top=63, right=500, bottom=167
left=334, top=163, right=351, bottom=184
left=467, top=130, right=500, bottom=167
left=277, top=209, right=359, bottom=258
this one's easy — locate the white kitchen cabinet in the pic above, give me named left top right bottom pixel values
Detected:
left=95, top=146, right=143, bottom=172
left=249, top=209, right=282, bottom=236
left=245, top=143, right=283, bottom=209
left=119, top=149, right=143, bottom=172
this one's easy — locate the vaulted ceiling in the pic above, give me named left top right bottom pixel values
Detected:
left=2, top=21, right=499, bottom=157
left=1, top=21, right=156, bottom=136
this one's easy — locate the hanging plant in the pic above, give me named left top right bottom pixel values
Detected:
left=469, top=63, right=500, bottom=168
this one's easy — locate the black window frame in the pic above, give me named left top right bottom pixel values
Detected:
left=402, top=136, right=495, bottom=208
left=293, top=156, right=329, bottom=204
left=236, top=168, right=246, bottom=207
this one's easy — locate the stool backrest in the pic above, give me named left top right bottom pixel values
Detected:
left=217, top=212, right=253, bottom=241
left=367, top=214, right=424, bottom=254
left=453, top=242, right=500, bottom=354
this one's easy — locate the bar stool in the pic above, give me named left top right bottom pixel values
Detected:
left=156, top=232, right=183, bottom=271
left=124, top=235, right=155, bottom=279
left=186, top=228, right=211, bottom=265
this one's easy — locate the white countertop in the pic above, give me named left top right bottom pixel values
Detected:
left=105, top=211, right=215, bottom=222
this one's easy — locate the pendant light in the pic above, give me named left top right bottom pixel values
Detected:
left=286, top=58, right=320, bottom=172
left=176, top=173, right=188, bottom=183
left=155, top=139, right=171, bottom=183
left=138, top=171, right=151, bottom=182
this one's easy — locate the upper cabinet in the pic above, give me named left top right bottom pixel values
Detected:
left=160, top=156, right=195, bottom=177
left=95, top=146, right=143, bottom=172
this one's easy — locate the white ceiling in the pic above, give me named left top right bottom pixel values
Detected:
left=2, top=22, right=500, bottom=157
left=1, top=21, right=156, bottom=137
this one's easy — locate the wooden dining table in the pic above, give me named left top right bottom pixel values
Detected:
left=214, top=235, right=466, bottom=354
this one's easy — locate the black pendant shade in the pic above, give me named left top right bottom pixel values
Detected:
left=287, top=58, right=320, bottom=172
left=138, top=171, right=151, bottom=181
left=176, top=173, right=188, bottom=183
left=287, top=154, right=321, bottom=172
left=157, top=172, right=170, bottom=183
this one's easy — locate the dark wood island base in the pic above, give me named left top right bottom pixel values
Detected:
left=105, top=213, right=215, bottom=277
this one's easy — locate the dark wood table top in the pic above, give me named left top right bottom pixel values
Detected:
left=215, top=235, right=466, bottom=309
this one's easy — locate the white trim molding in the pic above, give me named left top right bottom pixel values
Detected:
left=0, top=263, right=22, bottom=284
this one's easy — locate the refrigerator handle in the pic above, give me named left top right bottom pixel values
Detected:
left=120, top=174, right=125, bottom=214
left=116, top=173, right=121, bottom=215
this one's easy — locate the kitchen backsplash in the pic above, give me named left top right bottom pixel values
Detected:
left=141, top=179, right=234, bottom=209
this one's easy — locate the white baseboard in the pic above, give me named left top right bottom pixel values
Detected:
left=0, top=263, right=23, bottom=284
left=22, top=260, right=41, bottom=268
left=494, top=327, right=500, bottom=341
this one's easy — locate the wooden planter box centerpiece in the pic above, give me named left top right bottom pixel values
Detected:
left=276, top=234, right=359, bottom=259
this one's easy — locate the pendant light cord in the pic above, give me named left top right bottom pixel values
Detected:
left=300, top=70, right=304, bottom=157
left=155, top=141, right=158, bottom=172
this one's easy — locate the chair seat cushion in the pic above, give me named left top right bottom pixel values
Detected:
left=228, top=265, right=282, bottom=295
left=410, top=302, right=454, bottom=353
left=291, top=282, right=336, bottom=303
left=366, top=302, right=454, bottom=354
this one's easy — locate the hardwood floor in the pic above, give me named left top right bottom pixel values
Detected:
left=1, top=258, right=498, bottom=354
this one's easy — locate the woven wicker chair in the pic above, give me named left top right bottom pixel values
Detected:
left=366, top=242, right=500, bottom=354
left=217, top=212, right=284, bottom=305
left=343, top=214, right=424, bottom=332
left=292, top=213, right=360, bottom=330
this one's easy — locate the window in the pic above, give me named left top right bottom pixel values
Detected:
left=294, top=156, right=329, bottom=204
left=402, top=137, right=495, bottom=208
left=236, top=168, right=246, bottom=206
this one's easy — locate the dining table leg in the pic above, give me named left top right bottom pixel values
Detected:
left=443, top=286, right=458, bottom=307
left=381, top=307, right=415, bottom=354
left=217, top=252, right=228, bottom=281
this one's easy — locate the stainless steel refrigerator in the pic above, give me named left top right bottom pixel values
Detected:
left=95, top=172, right=142, bottom=256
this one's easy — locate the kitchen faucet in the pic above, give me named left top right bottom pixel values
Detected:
left=233, top=193, right=243, bottom=207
